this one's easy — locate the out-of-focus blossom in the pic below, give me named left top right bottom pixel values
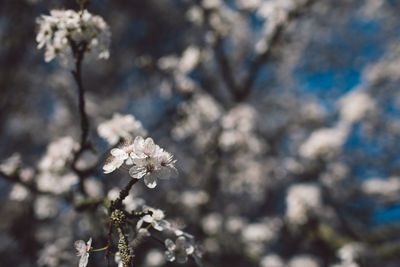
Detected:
left=225, top=216, right=247, bottom=234
left=34, top=196, right=59, bottom=219
left=286, top=184, right=322, bottom=225
left=186, top=6, right=204, bottom=25
left=260, top=254, right=285, bottom=267
left=74, top=237, right=92, bottom=267
left=299, top=123, right=349, bottom=159
left=202, top=0, right=222, bottom=9
left=362, top=177, right=400, bottom=200
left=0, top=153, right=21, bottom=175
left=97, top=113, right=147, bottom=145
left=236, top=0, right=261, bottom=11
left=137, top=208, right=169, bottom=231
left=219, top=104, right=264, bottom=152
left=114, top=252, right=123, bottom=267
left=164, top=236, right=194, bottom=263
left=201, top=213, right=223, bottom=235
left=38, top=137, right=79, bottom=173
left=172, top=93, right=222, bottom=148
left=37, top=172, right=78, bottom=195
left=145, top=249, right=166, bottom=267
left=181, top=190, right=209, bottom=208
left=288, top=255, right=320, bottom=267
left=83, top=177, right=103, bottom=197
left=9, top=183, right=30, bottom=201
left=37, top=242, right=69, bottom=267
left=36, top=9, right=111, bottom=67
left=335, top=242, right=366, bottom=267
left=179, top=46, right=201, bottom=73
left=338, top=89, right=375, bottom=124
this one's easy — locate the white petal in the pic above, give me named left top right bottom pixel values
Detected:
left=144, top=173, right=158, bottom=188
left=165, top=239, right=176, bottom=251
left=129, top=166, right=147, bottom=179
left=86, top=238, right=92, bottom=250
left=111, top=148, right=128, bottom=159
left=136, top=219, right=144, bottom=230
left=103, top=164, right=116, bottom=173
left=143, top=215, right=153, bottom=223
left=74, top=240, right=86, bottom=256
left=152, top=221, right=164, bottom=231
left=79, top=252, right=90, bottom=267
left=165, top=250, right=175, bottom=262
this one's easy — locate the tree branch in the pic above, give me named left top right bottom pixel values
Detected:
left=237, top=0, right=317, bottom=101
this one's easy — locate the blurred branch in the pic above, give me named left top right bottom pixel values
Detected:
left=214, top=36, right=240, bottom=97
left=0, top=170, right=54, bottom=196
left=237, top=0, right=317, bottom=101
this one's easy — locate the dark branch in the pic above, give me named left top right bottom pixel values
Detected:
left=69, top=39, right=90, bottom=195
left=0, top=170, right=54, bottom=195
left=110, top=178, right=139, bottom=212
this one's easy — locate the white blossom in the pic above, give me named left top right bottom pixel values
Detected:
left=288, top=255, right=320, bottom=267
left=36, top=9, right=111, bottom=67
left=338, top=89, right=375, bottom=124
left=0, top=153, right=21, bottom=175
left=37, top=172, right=78, bottom=195
left=145, top=249, right=166, bottom=267
left=164, top=236, right=194, bottom=263
left=137, top=208, right=169, bottom=231
left=74, top=238, right=92, bottom=267
left=336, top=242, right=365, bottom=267
left=38, top=137, right=79, bottom=173
left=9, top=183, right=30, bottom=201
left=286, top=184, right=322, bottom=225
left=34, top=196, right=59, bottom=219
left=97, top=113, right=147, bottom=145
left=299, top=123, right=349, bottom=159
left=128, top=136, right=177, bottom=188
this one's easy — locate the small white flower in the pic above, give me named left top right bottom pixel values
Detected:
left=164, top=236, right=194, bottom=263
left=74, top=238, right=92, bottom=267
left=97, top=113, right=147, bottom=145
left=103, top=136, right=177, bottom=188
left=128, top=136, right=177, bottom=188
left=102, top=155, right=124, bottom=174
left=137, top=208, right=170, bottom=231
left=36, top=9, right=111, bottom=67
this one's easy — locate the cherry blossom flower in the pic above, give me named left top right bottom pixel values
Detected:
left=164, top=236, right=194, bottom=263
left=128, top=136, right=177, bottom=188
left=74, top=238, right=92, bottom=267
left=97, top=113, right=147, bottom=145
left=36, top=9, right=111, bottom=67
left=136, top=208, right=170, bottom=231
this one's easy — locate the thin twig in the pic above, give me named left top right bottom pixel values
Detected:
left=69, top=39, right=90, bottom=195
left=110, top=178, right=139, bottom=212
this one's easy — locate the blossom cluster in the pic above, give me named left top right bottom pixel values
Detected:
left=103, top=136, right=177, bottom=188
left=97, top=113, right=147, bottom=145
left=36, top=9, right=111, bottom=67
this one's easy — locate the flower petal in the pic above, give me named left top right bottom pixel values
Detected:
left=129, top=166, right=147, bottom=179
left=144, top=173, right=158, bottom=188
left=165, top=239, right=176, bottom=251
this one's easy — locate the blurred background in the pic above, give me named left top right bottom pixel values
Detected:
left=1, top=0, right=400, bottom=266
